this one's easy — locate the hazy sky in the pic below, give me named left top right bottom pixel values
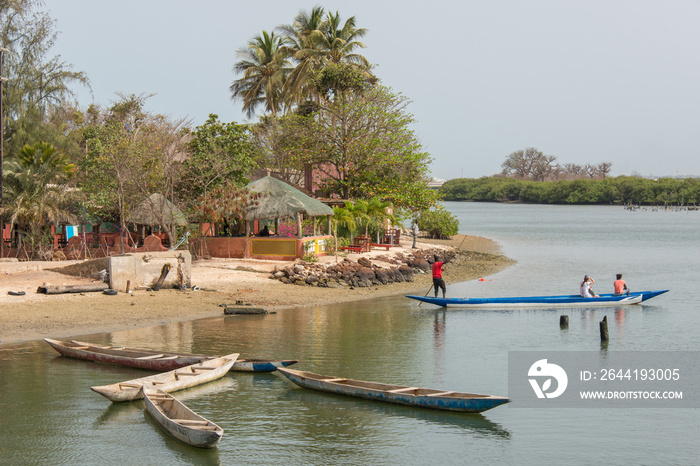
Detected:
left=45, top=0, right=700, bottom=180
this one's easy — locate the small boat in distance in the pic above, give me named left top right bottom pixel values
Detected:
left=44, top=339, right=298, bottom=372
left=143, top=388, right=223, bottom=448
left=91, top=353, right=239, bottom=402
left=406, top=290, right=669, bottom=308
left=277, top=368, right=510, bottom=413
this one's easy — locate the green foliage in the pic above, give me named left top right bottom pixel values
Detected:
left=417, top=206, right=459, bottom=239
left=178, top=114, right=257, bottom=217
left=2, top=141, right=77, bottom=253
left=440, top=176, right=700, bottom=205
left=302, top=250, right=319, bottom=262
left=1, top=1, right=90, bottom=158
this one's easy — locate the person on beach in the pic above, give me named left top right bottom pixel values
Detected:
left=412, top=220, right=419, bottom=249
left=580, top=275, right=599, bottom=298
left=613, top=274, right=629, bottom=295
left=432, top=254, right=453, bottom=299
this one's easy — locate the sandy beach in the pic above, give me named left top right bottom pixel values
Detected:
left=0, top=235, right=514, bottom=345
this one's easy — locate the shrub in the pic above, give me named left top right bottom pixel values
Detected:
left=417, top=207, right=459, bottom=239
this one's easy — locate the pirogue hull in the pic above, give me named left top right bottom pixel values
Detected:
left=406, top=290, right=669, bottom=308
left=90, top=353, right=239, bottom=402
left=45, top=339, right=297, bottom=372
left=277, top=368, right=510, bottom=413
left=143, top=388, right=223, bottom=448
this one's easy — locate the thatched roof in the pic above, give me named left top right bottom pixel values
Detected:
left=244, top=176, right=334, bottom=221
left=126, top=193, right=187, bottom=226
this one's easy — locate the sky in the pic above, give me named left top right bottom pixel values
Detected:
left=44, top=0, right=700, bottom=180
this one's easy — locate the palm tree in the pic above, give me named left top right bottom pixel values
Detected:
left=330, top=204, right=356, bottom=263
left=278, top=8, right=373, bottom=106
left=2, top=141, right=77, bottom=256
left=365, top=197, right=396, bottom=244
left=230, top=30, right=292, bottom=119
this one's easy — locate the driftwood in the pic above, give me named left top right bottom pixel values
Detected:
left=37, top=283, right=109, bottom=295
left=223, top=306, right=268, bottom=315
left=153, top=264, right=171, bottom=291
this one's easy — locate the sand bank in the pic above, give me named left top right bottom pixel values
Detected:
left=0, top=235, right=514, bottom=345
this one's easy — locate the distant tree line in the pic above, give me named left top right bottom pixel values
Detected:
left=440, top=176, right=700, bottom=205
left=500, top=147, right=612, bottom=181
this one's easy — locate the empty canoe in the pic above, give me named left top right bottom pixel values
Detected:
left=90, top=353, right=239, bottom=402
left=44, top=338, right=297, bottom=372
left=143, top=388, right=223, bottom=448
left=277, top=368, right=510, bottom=413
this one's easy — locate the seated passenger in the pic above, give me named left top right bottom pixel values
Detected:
left=613, top=274, right=629, bottom=295
left=580, top=275, right=599, bottom=298
left=258, top=225, right=270, bottom=237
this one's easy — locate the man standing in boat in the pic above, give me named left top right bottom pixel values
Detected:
left=432, top=254, right=453, bottom=299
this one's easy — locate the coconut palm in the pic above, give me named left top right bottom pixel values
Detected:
left=230, top=30, right=292, bottom=119
left=278, top=8, right=373, bottom=106
left=2, top=141, right=77, bottom=256
left=330, top=204, right=356, bottom=263
left=365, top=197, right=396, bottom=244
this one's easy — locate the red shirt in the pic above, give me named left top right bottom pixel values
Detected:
left=432, top=261, right=444, bottom=279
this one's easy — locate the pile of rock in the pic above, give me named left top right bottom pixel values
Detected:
left=269, top=248, right=456, bottom=288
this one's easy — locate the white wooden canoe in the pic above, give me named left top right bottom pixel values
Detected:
left=90, top=353, right=239, bottom=402
left=143, top=388, right=223, bottom=448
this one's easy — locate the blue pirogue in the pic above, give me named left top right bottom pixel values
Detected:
left=405, top=290, right=669, bottom=308
left=277, top=368, right=510, bottom=413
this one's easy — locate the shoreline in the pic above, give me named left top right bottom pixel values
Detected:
left=0, top=235, right=514, bottom=346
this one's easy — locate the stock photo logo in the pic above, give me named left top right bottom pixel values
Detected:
left=528, top=359, right=568, bottom=399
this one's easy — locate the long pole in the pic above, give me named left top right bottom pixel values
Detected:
left=0, top=47, right=7, bottom=259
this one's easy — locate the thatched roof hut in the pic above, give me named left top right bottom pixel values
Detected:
left=244, top=176, right=333, bottom=220
left=243, top=176, right=333, bottom=237
left=126, top=193, right=187, bottom=227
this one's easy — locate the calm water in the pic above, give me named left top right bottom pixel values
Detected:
left=1, top=203, right=698, bottom=465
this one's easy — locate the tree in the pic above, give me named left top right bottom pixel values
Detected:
left=178, top=114, right=257, bottom=216
left=230, top=31, right=292, bottom=119
left=277, top=84, right=435, bottom=212
left=501, top=147, right=557, bottom=181
left=78, top=94, right=189, bottom=250
left=1, top=0, right=89, bottom=157
left=277, top=7, right=373, bottom=107
left=2, top=141, right=76, bottom=255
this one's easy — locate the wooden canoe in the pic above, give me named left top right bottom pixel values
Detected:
left=90, top=353, right=239, bottom=402
left=277, top=368, right=510, bottom=413
left=143, top=388, right=223, bottom=448
left=44, top=338, right=298, bottom=372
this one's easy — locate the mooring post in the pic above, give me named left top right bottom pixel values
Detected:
left=599, top=315, right=609, bottom=341
left=125, top=280, right=131, bottom=293
left=559, top=315, right=569, bottom=328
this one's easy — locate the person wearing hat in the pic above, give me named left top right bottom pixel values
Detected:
left=580, top=275, right=599, bottom=298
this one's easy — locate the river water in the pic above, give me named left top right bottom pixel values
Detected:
left=1, top=203, right=698, bottom=465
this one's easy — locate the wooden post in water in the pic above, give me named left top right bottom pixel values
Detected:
left=599, top=315, right=609, bottom=341
left=559, top=315, right=569, bottom=328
